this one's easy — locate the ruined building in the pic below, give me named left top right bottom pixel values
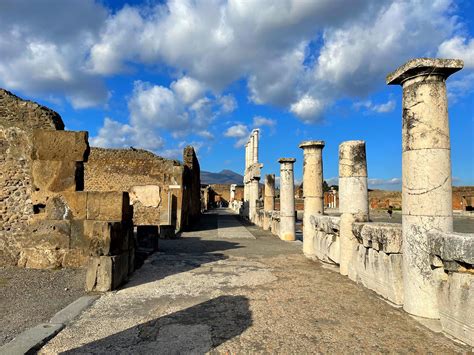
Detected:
left=0, top=89, right=201, bottom=291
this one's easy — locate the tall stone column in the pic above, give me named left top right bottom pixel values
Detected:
left=263, top=174, right=275, bottom=230
left=279, top=158, right=296, bottom=241
left=299, top=140, right=325, bottom=257
left=249, top=178, right=259, bottom=222
left=338, top=140, right=369, bottom=276
left=387, top=58, right=463, bottom=318
left=252, top=129, right=259, bottom=164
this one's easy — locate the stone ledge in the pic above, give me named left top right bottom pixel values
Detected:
left=310, top=215, right=340, bottom=234
left=352, top=222, right=402, bottom=254
left=428, top=230, right=474, bottom=266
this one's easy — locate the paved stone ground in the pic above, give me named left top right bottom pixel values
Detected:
left=0, top=267, right=86, bottom=346
left=41, top=209, right=470, bottom=353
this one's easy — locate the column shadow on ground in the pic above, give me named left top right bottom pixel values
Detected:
left=63, top=295, right=252, bottom=354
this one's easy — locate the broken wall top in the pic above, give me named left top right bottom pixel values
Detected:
left=0, top=88, right=64, bottom=130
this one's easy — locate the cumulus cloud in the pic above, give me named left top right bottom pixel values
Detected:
left=290, top=95, right=325, bottom=122
left=438, top=36, right=474, bottom=68
left=354, top=99, right=396, bottom=114
left=368, top=177, right=402, bottom=186
left=224, top=124, right=250, bottom=147
left=1, top=0, right=470, bottom=137
left=0, top=0, right=109, bottom=108
left=171, top=76, right=205, bottom=104
left=253, top=116, right=276, bottom=127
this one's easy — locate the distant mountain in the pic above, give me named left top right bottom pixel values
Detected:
left=201, top=169, right=244, bottom=184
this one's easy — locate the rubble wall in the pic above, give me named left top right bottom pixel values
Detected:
left=84, top=147, right=198, bottom=230
left=0, top=89, right=64, bottom=265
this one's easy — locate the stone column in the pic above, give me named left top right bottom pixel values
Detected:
left=252, top=129, right=259, bottom=164
left=249, top=178, right=259, bottom=222
left=279, top=158, right=296, bottom=241
left=299, top=140, right=325, bottom=257
left=338, top=140, right=369, bottom=276
left=387, top=58, right=463, bottom=318
left=263, top=174, right=275, bottom=230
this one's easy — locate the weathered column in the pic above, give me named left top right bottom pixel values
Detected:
left=338, top=141, right=369, bottom=276
left=249, top=178, right=259, bottom=222
left=387, top=58, right=463, bottom=318
left=279, top=158, right=296, bottom=241
left=299, top=140, right=325, bottom=257
left=252, top=129, right=259, bottom=164
left=263, top=174, right=275, bottom=230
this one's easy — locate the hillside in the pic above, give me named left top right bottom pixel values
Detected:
left=201, top=169, right=243, bottom=184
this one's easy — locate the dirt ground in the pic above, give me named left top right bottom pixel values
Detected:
left=41, top=211, right=470, bottom=353
left=0, top=266, right=86, bottom=346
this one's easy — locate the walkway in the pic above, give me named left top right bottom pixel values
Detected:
left=41, top=209, right=469, bottom=353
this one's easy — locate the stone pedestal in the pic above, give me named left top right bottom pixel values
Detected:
left=279, top=158, right=296, bottom=241
left=338, top=140, right=369, bottom=276
left=249, top=178, right=259, bottom=223
left=230, top=184, right=236, bottom=202
left=299, top=140, right=325, bottom=257
left=387, top=58, right=463, bottom=318
left=263, top=174, right=275, bottom=230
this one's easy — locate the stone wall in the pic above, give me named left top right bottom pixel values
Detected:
left=368, top=188, right=473, bottom=211
left=182, top=146, right=201, bottom=228
left=84, top=147, right=199, bottom=231
left=0, top=89, right=64, bottom=266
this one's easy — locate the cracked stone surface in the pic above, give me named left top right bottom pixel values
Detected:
left=40, top=210, right=470, bottom=353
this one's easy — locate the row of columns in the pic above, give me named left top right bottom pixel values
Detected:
left=243, top=129, right=262, bottom=223
left=242, top=58, right=463, bottom=320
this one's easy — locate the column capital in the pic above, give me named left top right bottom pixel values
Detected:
left=299, top=140, right=325, bottom=149
left=278, top=157, right=296, bottom=164
left=386, top=58, right=463, bottom=86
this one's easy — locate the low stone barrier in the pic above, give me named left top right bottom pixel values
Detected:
left=309, top=215, right=340, bottom=264
left=349, top=223, right=404, bottom=305
left=429, top=230, right=474, bottom=346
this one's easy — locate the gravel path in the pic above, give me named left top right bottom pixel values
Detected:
left=0, top=266, right=86, bottom=346
left=40, top=210, right=470, bottom=353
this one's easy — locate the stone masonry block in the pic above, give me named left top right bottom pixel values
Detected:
left=33, top=191, right=87, bottom=220
left=83, top=220, right=130, bottom=256
left=32, top=160, right=83, bottom=192
left=352, top=222, right=402, bottom=254
left=86, top=191, right=132, bottom=221
left=32, top=130, right=89, bottom=161
left=26, top=220, right=71, bottom=249
left=85, top=254, right=129, bottom=292
left=437, top=272, right=474, bottom=346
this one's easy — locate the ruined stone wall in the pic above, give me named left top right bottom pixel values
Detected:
left=84, top=147, right=195, bottom=230
left=368, top=188, right=473, bottom=210
left=0, top=89, right=64, bottom=265
left=182, top=146, right=201, bottom=227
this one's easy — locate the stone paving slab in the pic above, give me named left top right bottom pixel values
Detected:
left=217, top=214, right=255, bottom=239
left=39, top=210, right=471, bottom=353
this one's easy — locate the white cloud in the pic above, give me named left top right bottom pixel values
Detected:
left=438, top=36, right=474, bottom=68
left=89, top=117, right=165, bottom=151
left=224, top=124, right=250, bottom=147
left=218, top=94, right=237, bottom=113
left=253, top=116, right=276, bottom=127
left=129, top=81, right=188, bottom=131
left=354, top=99, right=396, bottom=114
left=0, top=0, right=109, bottom=108
left=368, top=177, right=402, bottom=186
left=171, top=76, right=205, bottom=104
left=290, top=95, right=325, bottom=122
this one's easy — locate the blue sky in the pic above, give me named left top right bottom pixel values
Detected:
left=1, top=0, right=473, bottom=189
